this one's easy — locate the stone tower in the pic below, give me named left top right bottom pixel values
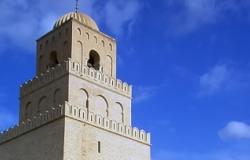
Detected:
left=0, top=11, right=151, bottom=160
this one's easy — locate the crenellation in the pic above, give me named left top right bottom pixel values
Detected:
left=0, top=104, right=65, bottom=145
left=69, top=60, right=132, bottom=96
left=21, top=59, right=132, bottom=98
left=65, top=102, right=150, bottom=144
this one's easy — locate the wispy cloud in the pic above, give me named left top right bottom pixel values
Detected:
left=219, top=121, right=250, bottom=140
left=154, top=120, right=250, bottom=160
left=198, top=63, right=250, bottom=96
left=102, top=0, right=142, bottom=36
left=166, top=0, right=250, bottom=34
left=0, top=0, right=142, bottom=54
left=199, top=64, right=230, bottom=96
left=133, top=86, right=159, bottom=103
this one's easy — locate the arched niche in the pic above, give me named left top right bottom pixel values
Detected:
left=75, top=89, right=89, bottom=109
left=110, top=102, right=124, bottom=123
left=87, top=50, right=100, bottom=70
left=77, top=28, right=82, bottom=35
left=24, top=102, right=32, bottom=119
left=109, top=43, right=113, bottom=51
left=38, top=96, right=48, bottom=113
left=63, top=41, right=69, bottom=55
left=94, top=95, right=108, bottom=117
left=106, top=55, right=113, bottom=76
left=74, top=41, right=83, bottom=64
left=54, top=89, right=62, bottom=106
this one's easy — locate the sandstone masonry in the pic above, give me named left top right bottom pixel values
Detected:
left=0, top=11, right=151, bottom=160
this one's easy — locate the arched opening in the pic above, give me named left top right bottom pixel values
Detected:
left=87, top=50, right=100, bottom=70
left=49, top=51, right=59, bottom=68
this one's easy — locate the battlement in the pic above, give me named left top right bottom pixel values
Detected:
left=21, top=59, right=132, bottom=98
left=0, top=105, right=64, bottom=145
left=64, top=102, right=150, bottom=144
left=0, top=102, right=150, bottom=145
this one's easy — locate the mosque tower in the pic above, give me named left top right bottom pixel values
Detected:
left=0, top=7, right=151, bottom=160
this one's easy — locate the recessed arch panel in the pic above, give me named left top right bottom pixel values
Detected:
left=106, top=55, right=113, bottom=76
left=24, top=102, right=32, bottom=119
left=75, top=89, right=89, bottom=109
left=94, top=95, right=108, bottom=117
left=110, top=102, right=124, bottom=123
left=38, top=96, right=48, bottom=113
left=54, top=89, right=62, bottom=106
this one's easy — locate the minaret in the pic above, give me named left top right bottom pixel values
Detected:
left=0, top=10, right=151, bottom=160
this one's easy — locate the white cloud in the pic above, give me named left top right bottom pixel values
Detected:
left=219, top=121, right=250, bottom=140
left=0, top=0, right=141, bottom=54
left=102, top=0, right=142, bottom=36
left=133, top=86, right=158, bottom=103
left=198, top=63, right=250, bottom=96
left=199, top=64, right=230, bottom=95
left=167, top=0, right=250, bottom=34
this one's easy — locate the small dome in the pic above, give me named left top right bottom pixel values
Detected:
left=54, top=12, right=99, bottom=31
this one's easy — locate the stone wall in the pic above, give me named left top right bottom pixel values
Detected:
left=0, top=118, right=65, bottom=160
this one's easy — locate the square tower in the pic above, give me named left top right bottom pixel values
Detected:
left=0, top=11, right=151, bottom=160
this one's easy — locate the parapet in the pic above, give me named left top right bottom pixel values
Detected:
left=20, top=59, right=132, bottom=98
left=0, top=102, right=150, bottom=145
left=0, top=106, right=64, bottom=144
left=64, top=102, right=150, bottom=144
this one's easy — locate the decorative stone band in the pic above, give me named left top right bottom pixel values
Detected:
left=0, top=102, right=150, bottom=145
left=20, top=59, right=132, bottom=98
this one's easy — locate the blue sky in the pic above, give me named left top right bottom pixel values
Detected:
left=1, top=0, right=250, bottom=159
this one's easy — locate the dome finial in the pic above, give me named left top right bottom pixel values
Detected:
left=75, top=0, right=79, bottom=13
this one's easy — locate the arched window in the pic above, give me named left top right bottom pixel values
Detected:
left=87, top=50, right=100, bottom=70
left=49, top=51, right=59, bottom=68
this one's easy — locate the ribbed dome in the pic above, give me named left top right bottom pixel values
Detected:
left=54, top=12, right=99, bottom=31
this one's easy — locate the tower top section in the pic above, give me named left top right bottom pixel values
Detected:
left=53, top=12, right=99, bottom=31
